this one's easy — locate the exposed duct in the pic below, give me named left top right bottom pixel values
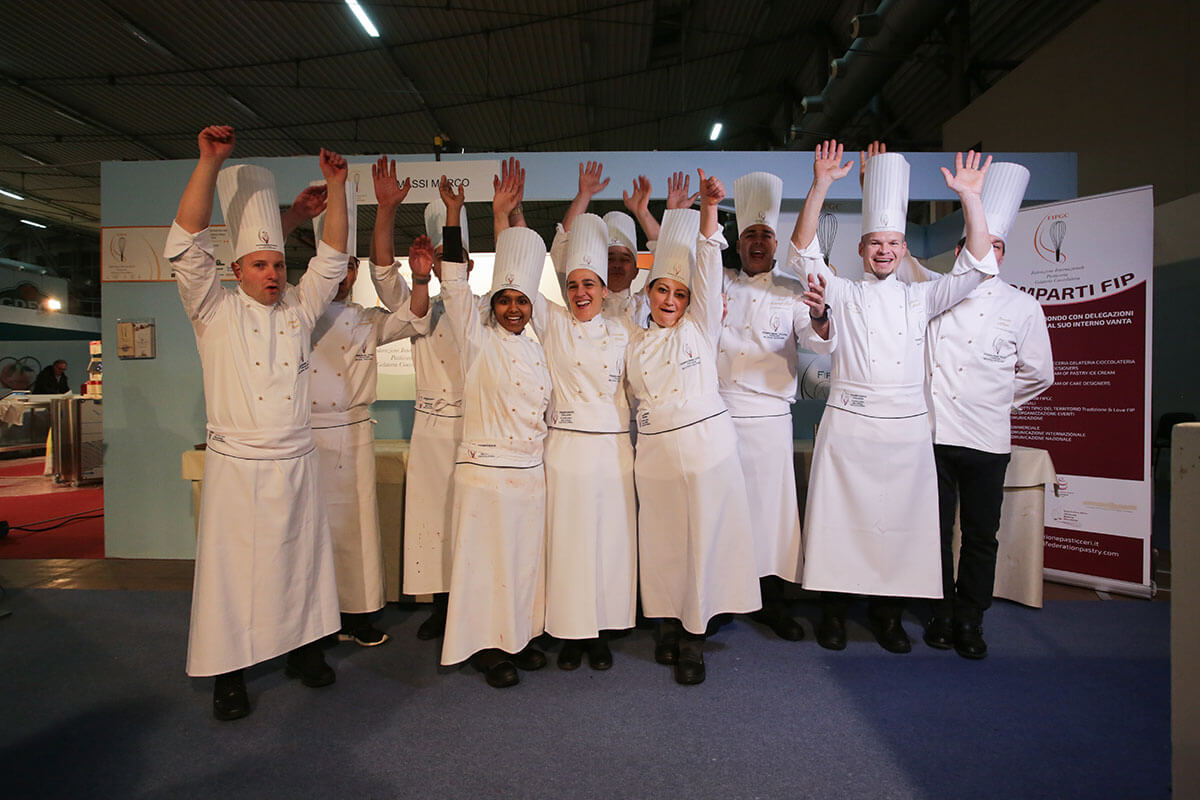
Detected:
left=790, top=0, right=957, bottom=149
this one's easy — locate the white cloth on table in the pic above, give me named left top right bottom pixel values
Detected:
left=168, top=221, right=343, bottom=677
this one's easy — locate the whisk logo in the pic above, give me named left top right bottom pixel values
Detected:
left=1034, top=214, right=1068, bottom=263
left=109, top=234, right=127, bottom=262
left=817, top=210, right=838, bottom=264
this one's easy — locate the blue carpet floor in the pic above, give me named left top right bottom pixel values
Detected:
left=0, top=590, right=1170, bottom=799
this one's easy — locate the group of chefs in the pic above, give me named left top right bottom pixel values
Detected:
left=168, top=125, right=1052, bottom=721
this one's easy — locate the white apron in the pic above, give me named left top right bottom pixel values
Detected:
left=402, top=409, right=463, bottom=595
left=635, top=413, right=761, bottom=633
left=544, top=428, right=637, bottom=638
left=440, top=462, right=548, bottom=664
left=312, top=412, right=384, bottom=613
left=731, top=413, right=804, bottom=582
left=188, top=439, right=341, bottom=676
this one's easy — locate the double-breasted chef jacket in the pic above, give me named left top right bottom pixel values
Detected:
left=168, top=222, right=345, bottom=677
left=783, top=236, right=998, bottom=598
left=625, top=229, right=761, bottom=635
left=310, top=291, right=429, bottom=614
left=438, top=260, right=552, bottom=666
left=538, top=228, right=638, bottom=640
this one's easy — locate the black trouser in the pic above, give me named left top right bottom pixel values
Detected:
left=934, top=444, right=1011, bottom=624
left=822, top=593, right=905, bottom=621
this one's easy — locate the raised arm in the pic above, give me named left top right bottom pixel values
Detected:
left=693, top=169, right=727, bottom=345
left=792, top=140, right=853, bottom=254
left=281, top=185, right=328, bottom=238
left=294, top=149, right=350, bottom=326
left=858, top=140, right=885, bottom=189
left=407, top=235, right=434, bottom=321
left=623, top=175, right=659, bottom=242
left=492, top=157, right=524, bottom=235
left=175, top=126, right=234, bottom=234
left=562, top=161, right=609, bottom=231
left=923, top=151, right=999, bottom=318
left=369, top=155, right=412, bottom=310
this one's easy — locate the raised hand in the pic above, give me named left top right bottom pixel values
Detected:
left=578, top=161, right=610, bottom=197
left=372, top=156, right=411, bottom=209
left=813, top=140, right=854, bottom=185
left=438, top=175, right=466, bottom=219
left=666, top=171, right=700, bottom=210
left=859, top=140, right=885, bottom=188
left=409, top=235, right=435, bottom=278
left=622, top=175, right=651, bottom=216
left=698, top=169, right=725, bottom=206
left=492, top=157, right=524, bottom=220
left=290, top=185, right=328, bottom=221
left=198, top=125, right=235, bottom=161
left=319, top=148, right=348, bottom=184
left=940, top=150, right=992, bottom=197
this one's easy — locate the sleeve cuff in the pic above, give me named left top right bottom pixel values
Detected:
left=699, top=229, right=728, bottom=250
left=955, top=245, right=999, bottom=276
left=790, top=236, right=822, bottom=260
left=442, top=260, right=469, bottom=282
left=164, top=221, right=211, bottom=260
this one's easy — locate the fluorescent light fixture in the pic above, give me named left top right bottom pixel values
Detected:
left=345, top=0, right=380, bottom=37
left=21, top=154, right=47, bottom=166
left=225, top=94, right=263, bottom=121
left=52, top=108, right=88, bottom=126
left=709, top=122, right=723, bottom=141
left=0, top=188, right=24, bottom=200
left=45, top=298, right=62, bottom=311
left=20, top=219, right=47, bottom=228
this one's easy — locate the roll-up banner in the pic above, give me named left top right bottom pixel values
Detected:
left=1003, top=186, right=1154, bottom=597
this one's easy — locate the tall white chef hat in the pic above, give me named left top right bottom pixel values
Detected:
left=603, top=210, right=637, bottom=255
left=312, top=179, right=357, bottom=259
left=216, top=164, right=285, bottom=263
left=424, top=198, right=470, bottom=252
left=860, top=152, right=910, bottom=237
left=565, top=213, right=609, bottom=284
left=973, top=162, right=1030, bottom=243
left=490, top=226, right=546, bottom=302
left=734, top=171, right=783, bottom=236
left=647, top=208, right=700, bottom=289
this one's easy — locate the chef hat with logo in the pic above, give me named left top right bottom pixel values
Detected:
left=603, top=210, right=637, bottom=255
left=424, top=198, right=471, bottom=252
left=734, top=171, right=783, bottom=236
left=313, top=179, right=357, bottom=259
left=565, top=213, right=609, bottom=284
left=860, top=152, right=910, bottom=237
left=647, top=208, right=700, bottom=289
left=974, top=162, right=1030, bottom=243
left=490, top=226, right=546, bottom=302
left=216, top=164, right=285, bottom=263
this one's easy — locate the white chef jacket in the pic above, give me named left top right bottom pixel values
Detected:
left=168, top=221, right=345, bottom=675
left=718, top=265, right=833, bottom=415
left=925, top=278, right=1053, bottom=453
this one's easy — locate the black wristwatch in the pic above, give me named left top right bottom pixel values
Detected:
left=810, top=304, right=830, bottom=323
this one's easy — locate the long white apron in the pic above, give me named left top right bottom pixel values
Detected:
left=402, top=410, right=463, bottom=595
left=731, top=413, right=804, bottom=583
left=544, top=428, right=637, bottom=638
left=636, top=414, right=761, bottom=634
left=440, top=462, right=547, bottom=665
left=187, top=447, right=341, bottom=676
left=801, top=405, right=942, bottom=597
left=312, top=416, right=385, bottom=613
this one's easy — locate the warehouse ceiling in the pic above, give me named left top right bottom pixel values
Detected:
left=0, top=0, right=1097, bottom=297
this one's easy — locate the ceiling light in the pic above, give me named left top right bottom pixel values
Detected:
left=20, top=219, right=47, bottom=229
left=345, top=1, right=380, bottom=37
left=0, top=188, right=24, bottom=200
left=709, top=122, right=723, bottom=141
left=46, top=298, right=62, bottom=311
left=21, top=154, right=47, bottom=166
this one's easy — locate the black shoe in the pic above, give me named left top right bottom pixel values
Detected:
left=557, top=640, right=584, bottom=671
left=751, top=607, right=805, bottom=641
left=871, top=616, right=912, bottom=654
left=953, top=621, right=988, bottom=660
left=285, top=642, right=336, bottom=687
left=339, top=623, right=390, bottom=647
left=654, top=623, right=681, bottom=665
left=586, top=637, right=613, bottom=670
left=512, top=644, right=547, bottom=671
left=472, top=650, right=519, bottom=688
left=816, top=613, right=846, bottom=651
left=212, top=671, right=249, bottom=721
left=416, top=605, right=447, bottom=640
left=923, top=617, right=954, bottom=650
left=674, top=640, right=705, bottom=685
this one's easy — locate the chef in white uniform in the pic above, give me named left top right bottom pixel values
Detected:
left=168, top=126, right=348, bottom=720
left=905, top=163, right=1053, bottom=659
left=537, top=212, right=637, bottom=672
left=626, top=173, right=761, bottom=686
left=438, top=170, right=552, bottom=687
left=718, top=171, right=830, bottom=641
left=371, top=171, right=473, bottom=642
left=309, top=180, right=430, bottom=647
left=785, top=141, right=998, bottom=654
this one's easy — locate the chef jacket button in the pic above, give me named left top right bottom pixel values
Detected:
left=258, top=396, right=263, bottom=400
left=286, top=395, right=291, bottom=400
left=255, top=361, right=260, bottom=366
left=313, top=400, right=317, bottom=405
left=539, top=386, right=544, bottom=390
left=337, top=372, right=341, bottom=376
left=968, top=339, right=973, bottom=344
left=511, top=408, right=516, bottom=412
left=332, top=401, right=337, bottom=406
left=279, top=331, right=284, bottom=335
left=896, top=361, right=901, bottom=365
left=952, top=395, right=957, bottom=400
left=283, top=361, right=288, bottom=366
left=440, top=359, right=445, bottom=364
left=958, top=367, right=963, bottom=372
left=253, top=328, right=258, bottom=333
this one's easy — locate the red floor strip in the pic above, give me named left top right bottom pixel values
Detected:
left=0, top=486, right=104, bottom=559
